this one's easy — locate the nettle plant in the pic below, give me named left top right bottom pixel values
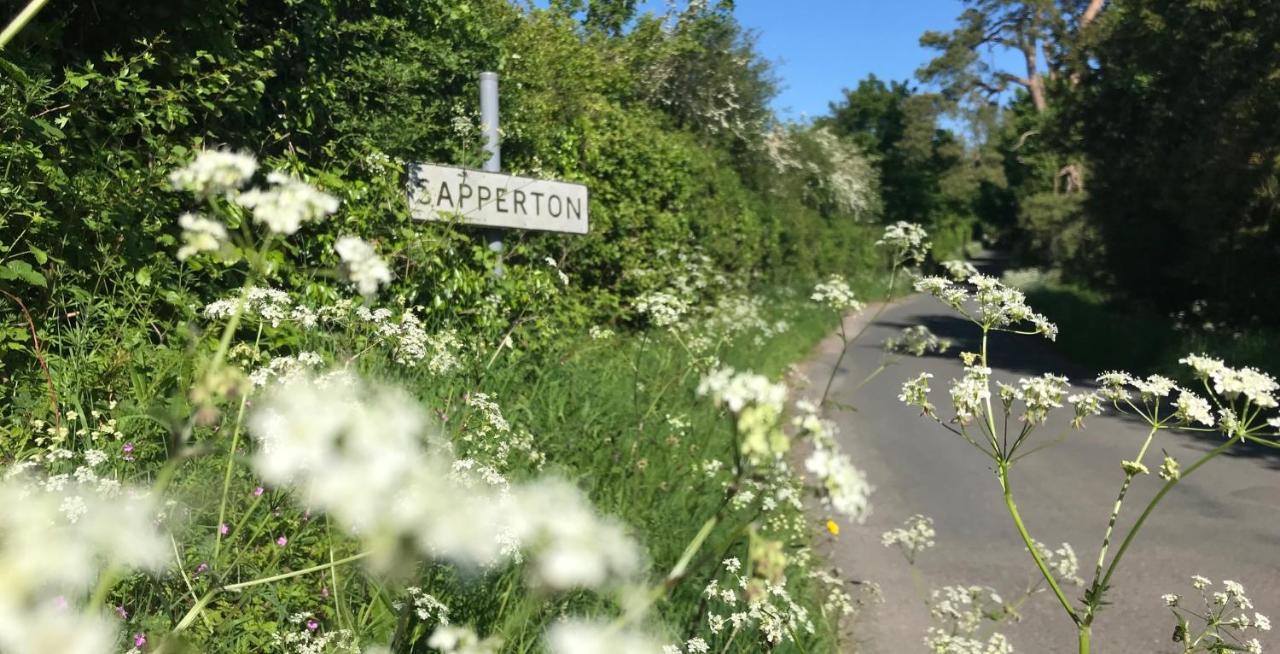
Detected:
left=897, top=270, right=1279, bottom=654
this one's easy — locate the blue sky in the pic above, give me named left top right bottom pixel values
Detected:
left=641, top=0, right=1024, bottom=121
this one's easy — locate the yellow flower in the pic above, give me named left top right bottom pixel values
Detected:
left=825, top=519, right=840, bottom=536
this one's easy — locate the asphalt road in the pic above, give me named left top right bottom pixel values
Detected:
left=800, top=293, right=1280, bottom=653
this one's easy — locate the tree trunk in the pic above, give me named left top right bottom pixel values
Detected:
left=1081, top=0, right=1106, bottom=29
left=1022, top=43, right=1049, bottom=113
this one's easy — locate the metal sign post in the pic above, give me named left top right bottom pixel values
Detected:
left=479, top=71, right=504, bottom=277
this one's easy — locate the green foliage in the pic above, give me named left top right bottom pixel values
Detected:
left=1074, top=0, right=1280, bottom=323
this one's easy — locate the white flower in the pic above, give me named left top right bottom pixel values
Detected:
left=876, top=221, right=931, bottom=265
left=696, top=367, right=786, bottom=415
left=335, top=236, right=392, bottom=298
left=427, top=625, right=500, bottom=654
left=1068, top=392, right=1103, bottom=428
left=804, top=445, right=873, bottom=523
left=685, top=637, right=709, bottom=653
left=1016, top=374, right=1069, bottom=424
left=885, top=325, right=951, bottom=356
left=811, top=275, right=864, bottom=312
left=505, top=478, right=641, bottom=590
left=634, top=290, right=690, bottom=328
left=1163, top=593, right=1181, bottom=607
left=545, top=620, right=666, bottom=654
left=236, top=171, right=339, bottom=234
left=169, top=148, right=257, bottom=196
left=882, top=514, right=936, bottom=564
left=941, top=259, right=979, bottom=282
left=1174, top=390, right=1214, bottom=426
left=900, top=372, right=935, bottom=415
left=176, top=212, right=229, bottom=260
left=949, top=364, right=992, bottom=425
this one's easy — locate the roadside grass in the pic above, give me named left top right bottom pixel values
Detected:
left=478, top=285, right=848, bottom=650
left=17, top=278, right=860, bottom=652
left=1026, top=283, right=1280, bottom=378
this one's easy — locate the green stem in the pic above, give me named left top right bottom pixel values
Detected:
left=1078, top=625, right=1090, bottom=654
left=818, top=263, right=900, bottom=408
left=1087, top=424, right=1158, bottom=600
left=223, top=551, right=373, bottom=592
left=999, top=464, right=1079, bottom=625
left=0, top=0, right=48, bottom=48
left=1096, top=434, right=1241, bottom=597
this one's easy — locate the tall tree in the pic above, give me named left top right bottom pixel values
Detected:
left=917, top=0, right=1109, bottom=113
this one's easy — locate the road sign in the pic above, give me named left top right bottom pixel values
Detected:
left=407, top=163, right=590, bottom=235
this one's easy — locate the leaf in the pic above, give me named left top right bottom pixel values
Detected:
left=0, top=260, right=46, bottom=287
left=27, top=245, right=47, bottom=265
left=135, top=267, right=152, bottom=287
left=0, top=55, right=31, bottom=87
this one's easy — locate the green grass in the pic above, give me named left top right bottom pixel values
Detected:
left=1027, top=283, right=1280, bottom=378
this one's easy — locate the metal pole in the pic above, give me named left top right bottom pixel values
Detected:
left=479, top=71, right=503, bottom=276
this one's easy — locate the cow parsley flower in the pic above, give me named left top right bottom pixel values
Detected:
left=941, top=259, right=979, bottom=282
left=882, top=514, right=936, bottom=564
left=634, top=290, right=690, bottom=328
left=949, top=364, right=992, bottom=425
left=900, top=372, right=936, bottom=416
left=810, top=274, right=864, bottom=312
left=1174, top=390, right=1214, bottom=426
left=1016, top=374, right=1069, bottom=425
left=427, top=625, right=500, bottom=654
left=546, top=620, right=666, bottom=654
left=236, top=171, right=339, bottom=235
left=804, top=445, right=873, bottom=523
left=335, top=236, right=392, bottom=298
left=169, top=148, right=257, bottom=197
left=885, top=325, right=952, bottom=356
left=176, top=212, right=229, bottom=260
left=876, top=221, right=931, bottom=265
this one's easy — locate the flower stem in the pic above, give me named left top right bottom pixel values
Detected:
left=0, top=0, right=48, bottom=49
left=999, top=464, right=1080, bottom=625
left=223, top=551, right=373, bottom=592
left=1096, top=434, right=1240, bottom=597
left=1078, top=625, right=1091, bottom=654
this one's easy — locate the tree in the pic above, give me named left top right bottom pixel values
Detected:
left=917, top=0, right=1109, bottom=114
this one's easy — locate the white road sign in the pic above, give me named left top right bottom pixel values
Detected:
left=407, top=163, right=589, bottom=234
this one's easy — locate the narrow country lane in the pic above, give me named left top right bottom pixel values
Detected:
left=801, top=292, right=1280, bottom=653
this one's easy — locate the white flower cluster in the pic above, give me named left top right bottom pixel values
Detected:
left=204, top=286, right=295, bottom=327
left=949, top=361, right=993, bottom=425
left=236, top=171, right=340, bottom=235
left=926, top=585, right=1013, bottom=654
left=272, top=613, right=359, bottom=654
left=900, top=372, right=936, bottom=416
left=404, top=587, right=450, bottom=623
left=810, top=274, right=865, bottom=313
left=460, top=393, right=545, bottom=472
left=1166, top=576, right=1270, bottom=654
left=698, top=367, right=789, bottom=464
left=1029, top=540, right=1084, bottom=586
left=700, top=558, right=816, bottom=645
left=634, top=290, right=692, bottom=328
left=941, top=259, right=980, bottom=282
left=335, top=236, right=392, bottom=298
left=1095, top=371, right=1217, bottom=427
left=248, top=373, right=639, bottom=590
left=177, top=212, right=229, bottom=260
left=546, top=620, right=666, bottom=654
left=1181, top=354, right=1279, bottom=409
left=885, top=325, right=952, bottom=357
left=354, top=306, right=464, bottom=374
left=793, top=402, right=873, bottom=523
left=248, top=352, right=324, bottom=388
left=876, top=221, right=931, bottom=265
left=1003, top=373, right=1069, bottom=426
left=168, top=148, right=257, bottom=197
left=428, top=625, right=502, bottom=654
left=0, top=472, right=167, bottom=654
left=882, top=514, right=936, bottom=565
left=914, top=275, right=1058, bottom=340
